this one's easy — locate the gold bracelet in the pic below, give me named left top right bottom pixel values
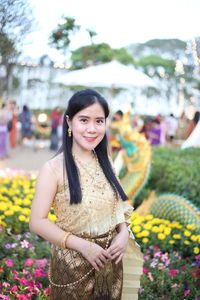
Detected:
left=60, top=232, right=72, bottom=249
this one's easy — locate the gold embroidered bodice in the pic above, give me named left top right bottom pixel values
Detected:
left=49, top=153, right=133, bottom=236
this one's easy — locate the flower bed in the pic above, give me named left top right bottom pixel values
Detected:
left=0, top=226, right=50, bottom=299
left=0, top=175, right=55, bottom=234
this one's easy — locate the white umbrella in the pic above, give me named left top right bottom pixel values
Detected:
left=54, top=61, right=157, bottom=88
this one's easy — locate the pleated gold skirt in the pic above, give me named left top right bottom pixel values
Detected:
left=49, top=230, right=143, bottom=300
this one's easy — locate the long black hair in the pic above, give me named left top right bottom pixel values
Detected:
left=59, top=89, right=128, bottom=204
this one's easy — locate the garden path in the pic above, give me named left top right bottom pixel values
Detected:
left=0, top=145, right=54, bottom=172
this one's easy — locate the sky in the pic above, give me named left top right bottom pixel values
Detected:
left=23, top=0, right=200, bottom=62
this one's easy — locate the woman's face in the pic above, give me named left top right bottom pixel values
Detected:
left=68, top=102, right=106, bottom=153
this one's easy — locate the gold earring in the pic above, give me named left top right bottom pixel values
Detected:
left=68, top=128, right=72, bottom=137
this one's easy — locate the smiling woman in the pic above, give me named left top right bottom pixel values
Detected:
left=29, top=89, right=143, bottom=300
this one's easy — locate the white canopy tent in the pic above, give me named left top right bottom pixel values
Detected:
left=54, top=61, right=157, bottom=89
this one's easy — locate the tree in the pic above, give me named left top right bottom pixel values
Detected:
left=0, top=0, right=33, bottom=96
left=136, top=55, right=176, bottom=76
left=49, top=16, right=80, bottom=55
left=71, top=43, right=134, bottom=69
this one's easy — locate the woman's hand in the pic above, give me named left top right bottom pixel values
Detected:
left=80, top=240, right=111, bottom=271
left=107, top=229, right=129, bottom=264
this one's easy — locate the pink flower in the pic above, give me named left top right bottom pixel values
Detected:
left=184, top=290, right=190, bottom=297
left=45, top=288, right=50, bottom=296
left=172, top=283, right=179, bottom=288
left=169, top=269, right=177, bottom=276
left=24, top=258, right=34, bottom=267
left=143, top=267, right=148, bottom=273
left=35, top=258, right=47, bottom=268
left=180, top=266, right=185, bottom=271
left=19, top=278, right=28, bottom=285
left=161, top=253, right=168, bottom=262
left=2, top=282, right=10, bottom=287
left=33, top=268, right=47, bottom=277
left=144, top=254, right=150, bottom=260
left=154, top=251, right=162, bottom=257
left=161, top=295, right=167, bottom=298
left=5, top=259, right=13, bottom=267
left=148, top=272, right=154, bottom=282
left=0, top=295, right=10, bottom=300
left=20, top=240, right=29, bottom=248
left=154, top=245, right=160, bottom=250
left=17, top=295, right=28, bottom=300
left=6, top=285, right=18, bottom=293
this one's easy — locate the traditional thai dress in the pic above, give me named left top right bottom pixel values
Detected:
left=48, top=153, right=143, bottom=300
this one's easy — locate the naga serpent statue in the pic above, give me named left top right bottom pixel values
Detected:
left=110, top=111, right=200, bottom=230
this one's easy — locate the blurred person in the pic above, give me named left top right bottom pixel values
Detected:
left=29, top=89, right=143, bottom=299
left=132, top=113, right=144, bottom=132
left=166, top=113, right=178, bottom=142
left=50, top=106, right=62, bottom=151
left=176, top=112, right=189, bottom=140
left=156, top=115, right=168, bottom=146
left=140, top=117, right=152, bottom=140
left=18, top=105, right=34, bottom=141
left=0, top=103, right=12, bottom=159
left=9, top=100, right=18, bottom=148
left=185, top=111, right=200, bottom=139
left=109, top=110, right=124, bottom=153
left=148, top=119, right=161, bottom=146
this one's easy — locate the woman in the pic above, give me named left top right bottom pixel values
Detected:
left=30, top=89, right=141, bottom=300
left=0, top=103, right=11, bottom=159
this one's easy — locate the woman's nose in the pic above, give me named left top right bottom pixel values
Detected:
left=87, top=122, right=96, bottom=132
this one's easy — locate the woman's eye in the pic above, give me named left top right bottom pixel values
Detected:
left=80, top=118, right=88, bottom=123
left=96, top=119, right=104, bottom=124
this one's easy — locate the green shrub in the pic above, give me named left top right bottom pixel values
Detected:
left=135, top=147, right=200, bottom=209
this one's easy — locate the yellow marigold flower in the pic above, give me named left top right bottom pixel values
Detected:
left=173, top=234, right=181, bottom=239
left=142, top=238, right=149, bottom=243
left=48, top=214, right=57, bottom=222
left=18, top=215, right=26, bottom=222
left=152, top=226, right=160, bottom=233
left=151, top=218, right=161, bottom=224
left=15, top=199, right=22, bottom=205
left=23, top=199, right=31, bottom=206
left=141, top=230, right=150, bottom=237
left=0, top=202, right=8, bottom=211
left=169, top=240, right=175, bottom=244
left=164, top=227, right=171, bottom=235
left=144, top=223, right=152, bottom=230
left=157, top=233, right=166, bottom=240
left=0, top=220, right=7, bottom=227
left=132, top=218, right=143, bottom=225
left=184, top=240, right=191, bottom=245
left=136, top=233, right=142, bottom=238
left=132, top=225, right=141, bottom=233
left=145, top=214, right=153, bottom=220
left=4, top=210, right=14, bottom=216
left=186, top=224, right=196, bottom=231
left=194, top=247, right=199, bottom=254
left=22, top=208, right=31, bottom=216
left=191, top=235, right=198, bottom=242
left=184, top=230, right=191, bottom=237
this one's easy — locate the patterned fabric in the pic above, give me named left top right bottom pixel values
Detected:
left=50, top=231, right=123, bottom=300
left=49, top=153, right=133, bottom=236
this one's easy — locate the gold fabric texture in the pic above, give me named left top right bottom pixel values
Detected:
left=49, top=153, right=133, bottom=236
left=50, top=231, right=123, bottom=300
